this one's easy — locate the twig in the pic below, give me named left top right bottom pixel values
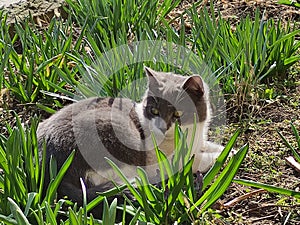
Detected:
left=285, top=156, right=300, bottom=173
left=244, top=203, right=300, bottom=215
left=223, top=189, right=266, bottom=209
left=250, top=214, right=277, bottom=222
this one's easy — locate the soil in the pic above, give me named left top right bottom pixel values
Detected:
left=1, top=0, right=300, bottom=224
left=214, top=0, right=300, bottom=24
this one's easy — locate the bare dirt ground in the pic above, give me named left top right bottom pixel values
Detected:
left=1, top=0, right=300, bottom=224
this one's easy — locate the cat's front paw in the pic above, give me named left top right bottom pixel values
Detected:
left=192, top=151, right=221, bottom=173
left=193, top=141, right=236, bottom=173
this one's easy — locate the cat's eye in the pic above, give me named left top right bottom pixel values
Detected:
left=151, top=107, right=160, bottom=116
left=174, top=110, right=183, bottom=118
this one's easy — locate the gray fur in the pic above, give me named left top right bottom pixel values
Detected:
left=37, top=67, right=224, bottom=214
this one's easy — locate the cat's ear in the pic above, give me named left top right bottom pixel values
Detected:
left=144, top=66, right=159, bottom=86
left=183, top=76, right=204, bottom=97
left=144, top=67, right=158, bottom=78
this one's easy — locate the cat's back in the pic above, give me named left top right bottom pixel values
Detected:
left=37, top=97, right=141, bottom=152
left=37, top=97, right=110, bottom=138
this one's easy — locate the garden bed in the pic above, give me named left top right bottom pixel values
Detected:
left=0, top=0, right=300, bottom=224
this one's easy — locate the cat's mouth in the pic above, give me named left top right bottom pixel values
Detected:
left=164, top=135, right=173, bottom=140
left=164, top=127, right=175, bottom=139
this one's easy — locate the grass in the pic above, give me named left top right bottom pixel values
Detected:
left=0, top=13, right=84, bottom=113
left=279, top=0, right=300, bottom=8
left=0, top=0, right=300, bottom=224
left=188, top=3, right=300, bottom=113
left=278, top=123, right=300, bottom=162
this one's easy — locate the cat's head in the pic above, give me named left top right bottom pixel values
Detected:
left=140, top=67, right=210, bottom=135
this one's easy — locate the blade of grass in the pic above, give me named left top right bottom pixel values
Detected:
left=105, top=157, right=142, bottom=206
left=7, top=198, right=30, bottom=225
left=152, top=134, right=167, bottom=189
left=291, top=123, right=300, bottom=152
left=0, top=214, right=18, bottom=225
left=199, top=144, right=248, bottom=214
left=234, top=179, right=300, bottom=198
left=45, top=202, right=57, bottom=225
left=24, top=192, right=37, bottom=216
left=167, top=157, right=194, bottom=210
left=68, top=207, right=80, bottom=225
left=86, top=184, right=126, bottom=213
left=136, top=167, right=157, bottom=202
left=128, top=207, right=141, bottom=225
left=44, top=150, right=75, bottom=203
left=135, top=177, right=159, bottom=223
left=277, top=130, right=300, bottom=162
left=189, top=144, right=248, bottom=214
left=80, top=178, right=88, bottom=224
left=203, top=129, right=241, bottom=189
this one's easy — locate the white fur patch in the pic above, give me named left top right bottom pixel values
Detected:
left=135, top=102, right=166, bottom=150
left=134, top=103, right=145, bottom=126
left=85, top=167, right=136, bottom=186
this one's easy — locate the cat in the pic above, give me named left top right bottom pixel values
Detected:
left=37, top=67, right=224, bottom=216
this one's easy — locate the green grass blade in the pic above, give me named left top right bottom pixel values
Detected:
left=277, top=130, right=300, bottom=162
left=68, top=207, right=80, bottom=225
left=24, top=192, right=37, bottom=216
left=102, top=198, right=109, bottom=225
left=45, top=202, right=57, bottom=225
left=80, top=178, right=88, bottom=224
left=86, top=184, right=126, bottom=213
left=203, top=129, right=241, bottom=189
left=7, top=197, right=30, bottom=225
left=186, top=115, right=197, bottom=163
left=167, top=157, right=194, bottom=209
left=291, top=123, right=300, bottom=153
left=190, top=144, right=248, bottom=213
left=234, top=179, right=300, bottom=198
left=157, top=149, right=174, bottom=186
left=0, top=145, right=8, bottom=174
left=37, top=142, right=47, bottom=204
left=199, top=144, right=248, bottom=214
left=0, top=214, right=18, bottom=225
left=102, top=198, right=117, bottom=225
left=135, top=177, right=159, bottom=223
left=152, top=134, right=166, bottom=189
left=284, top=55, right=300, bottom=66
left=136, top=167, right=157, bottom=202
left=128, top=207, right=141, bottom=225
left=269, top=29, right=300, bottom=49
left=45, top=150, right=75, bottom=203
left=109, top=198, right=117, bottom=224
left=105, top=157, right=142, bottom=206
left=36, top=103, right=57, bottom=114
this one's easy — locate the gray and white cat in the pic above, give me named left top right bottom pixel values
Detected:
left=37, top=67, right=224, bottom=207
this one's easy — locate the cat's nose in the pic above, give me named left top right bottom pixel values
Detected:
left=155, top=118, right=167, bottom=133
left=158, top=122, right=167, bottom=133
left=159, top=126, right=167, bottom=133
